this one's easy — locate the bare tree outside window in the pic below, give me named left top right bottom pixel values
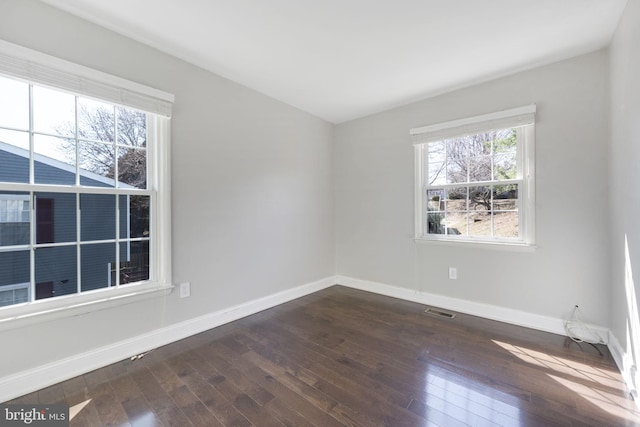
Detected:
left=56, top=104, right=147, bottom=189
left=425, top=128, right=519, bottom=238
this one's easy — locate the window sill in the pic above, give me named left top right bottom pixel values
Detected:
left=0, top=282, right=174, bottom=332
left=414, top=237, right=536, bottom=252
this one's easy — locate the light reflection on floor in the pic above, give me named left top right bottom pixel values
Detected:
left=69, top=398, right=91, bottom=421
left=422, top=367, right=522, bottom=426
left=493, top=339, right=640, bottom=424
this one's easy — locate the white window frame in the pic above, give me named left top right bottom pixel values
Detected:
left=0, top=40, right=174, bottom=329
left=411, top=106, right=536, bottom=249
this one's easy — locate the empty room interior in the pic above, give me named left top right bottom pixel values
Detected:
left=1, top=0, right=640, bottom=425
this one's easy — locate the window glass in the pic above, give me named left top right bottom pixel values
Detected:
left=117, top=147, right=147, bottom=189
left=0, top=129, right=30, bottom=183
left=120, top=240, right=149, bottom=285
left=0, top=192, right=30, bottom=246
left=417, top=120, right=533, bottom=244
left=0, top=251, right=30, bottom=289
left=78, top=98, right=115, bottom=143
left=80, top=194, right=116, bottom=241
left=0, top=75, right=29, bottom=130
left=35, top=245, right=77, bottom=300
left=34, top=134, right=75, bottom=185
left=35, top=192, right=76, bottom=244
left=33, top=85, right=75, bottom=136
left=81, top=243, right=116, bottom=292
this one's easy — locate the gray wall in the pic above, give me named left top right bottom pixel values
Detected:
left=0, top=0, right=335, bottom=375
left=609, top=0, right=640, bottom=391
left=334, top=50, right=611, bottom=326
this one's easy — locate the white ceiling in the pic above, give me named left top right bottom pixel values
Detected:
left=40, top=0, right=627, bottom=124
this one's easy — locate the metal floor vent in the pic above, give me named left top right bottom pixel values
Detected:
left=425, top=308, right=455, bottom=319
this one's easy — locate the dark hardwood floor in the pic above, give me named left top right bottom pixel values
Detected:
left=7, top=285, right=640, bottom=426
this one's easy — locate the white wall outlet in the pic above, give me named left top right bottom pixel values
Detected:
left=179, top=282, right=191, bottom=298
left=448, top=267, right=457, bottom=280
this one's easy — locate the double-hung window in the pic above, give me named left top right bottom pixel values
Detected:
left=0, top=40, right=173, bottom=318
left=412, top=106, right=535, bottom=246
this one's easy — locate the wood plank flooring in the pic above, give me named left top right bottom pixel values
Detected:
left=7, top=285, right=640, bottom=426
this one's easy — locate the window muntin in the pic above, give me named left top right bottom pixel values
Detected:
left=413, top=107, right=535, bottom=246
left=0, top=74, right=155, bottom=308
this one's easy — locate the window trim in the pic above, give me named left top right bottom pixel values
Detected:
left=412, top=106, right=536, bottom=247
left=0, top=42, right=173, bottom=329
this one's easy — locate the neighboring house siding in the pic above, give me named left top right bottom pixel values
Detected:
left=0, top=149, right=29, bottom=183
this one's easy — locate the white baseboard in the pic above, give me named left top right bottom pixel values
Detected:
left=1, top=274, right=618, bottom=404
left=608, top=331, right=639, bottom=404
left=0, top=276, right=336, bottom=403
left=336, top=275, right=610, bottom=341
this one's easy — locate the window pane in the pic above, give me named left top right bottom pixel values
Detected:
left=34, top=134, right=76, bottom=185
left=493, top=185, right=518, bottom=211
left=446, top=161, right=466, bottom=184
left=33, top=85, right=75, bottom=136
left=428, top=161, right=445, bottom=185
left=446, top=138, right=467, bottom=160
left=428, top=210, right=466, bottom=236
left=426, top=209, right=445, bottom=235
left=427, top=141, right=445, bottom=163
left=78, top=98, right=115, bottom=143
left=119, top=240, right=149, bottom=284
left=445, top=188, right=467, bottom=236
left=79, top=140, right=115, bottom=187
left=0, top=129, right=30, bottom=183
left=0, top=251, right=29, bottom=285
left=13, top=287, right=28, bottom=304
left=116, top=107, right=146, bottom=147
left=34, top=192, right=76, bottom=244
left=426, top=190, right=444, bottom=212
left=494, top=153, right=516, bottom=180
left=493, top=184, right=519, bottom=238
left=469, top=186, right=491, bottom=212
left=494, top=129, right=517, bottom=153
left=446, top=187, right=466, bottom=208
left=81, top=243, right=115, bottom=292
left=35, top=245, right=77, bottom=300
left=81, top=194, right=115, bottom=241
left=0, top=192, right=30, bottom=246
left=468, top=156, right=492, bottom=182
left=495, top=216, right=519, bottom=238
left=468, top=186, right=491, bottom=237
left=130, top=195, right=150, bottom=239
left=469, top=218, right=492, bottom=237
left=118, top=195, right=151, bottom=239
left=117, top=147, right=146, bottom=189
left=467, top=134, right=491, bottom=157
left=0, top=75, right=29, bottom=130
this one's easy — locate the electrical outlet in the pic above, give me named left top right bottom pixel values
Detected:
left=448, top=267, right=457, bottom=280
left=179, top=282, right=191, bottom=298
